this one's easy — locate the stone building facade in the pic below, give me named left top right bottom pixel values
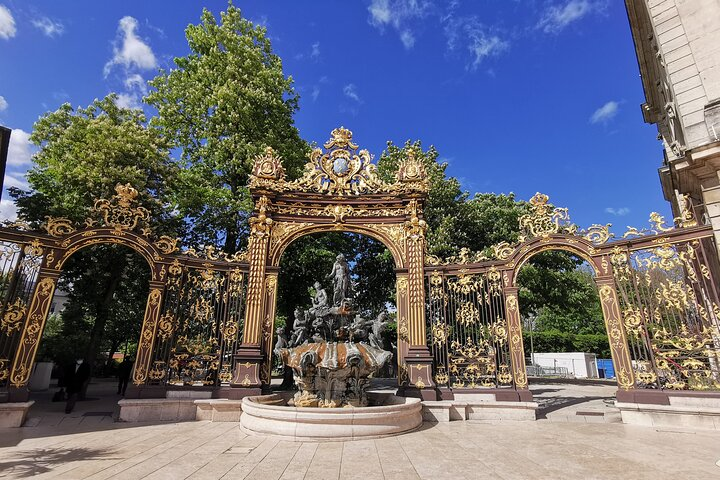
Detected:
left=625, top=0, right=720, bottom=244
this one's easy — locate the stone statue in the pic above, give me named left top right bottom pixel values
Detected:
left=309, top=281, right=330, bottom=318
left=368, top=312, right=388, bottom=350
left=327, top=253, right=350, bottom=306
left=273, top=326, right=288, bottom=355
left=289, top=307, right=309, bottom=347
left=277, top=252, right=394, bottom=408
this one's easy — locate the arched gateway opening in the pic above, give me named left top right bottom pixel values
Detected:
left=233, top=127, right=436, bottom=398
left=273, top=231, right=398, bottom=388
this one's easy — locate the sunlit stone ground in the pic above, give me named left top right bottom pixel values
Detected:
left=1, top=379, right=719, bottom=479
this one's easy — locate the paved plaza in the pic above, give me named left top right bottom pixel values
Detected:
left=0, top=379, right=719, bottom=479
left=2, top=411, right=720, bottom=479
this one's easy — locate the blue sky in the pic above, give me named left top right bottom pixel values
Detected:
left=0, top=0, right=670, bottom=235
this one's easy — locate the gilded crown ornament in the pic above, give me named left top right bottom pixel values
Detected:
left=248, top=127, right=429, bottom=196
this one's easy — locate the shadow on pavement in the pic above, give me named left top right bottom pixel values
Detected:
left=0, top=446, right=117, bottom=478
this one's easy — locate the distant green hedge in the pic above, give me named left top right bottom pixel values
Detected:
left=522, top=330, right=610, bottom=358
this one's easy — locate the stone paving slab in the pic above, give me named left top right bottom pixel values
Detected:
left=1, top=419, right=719, bottom=479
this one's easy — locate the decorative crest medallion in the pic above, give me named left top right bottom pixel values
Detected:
left=248, top=127, right=429, bottom=196
left=92, top=183, right=150, bottom=235
left=295, top=127, right=384, bottom=195
left=248, top=147, right=287, bottom=190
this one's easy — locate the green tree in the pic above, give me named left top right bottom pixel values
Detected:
left=145, top=3, right=309, bottom=253
left=518, top=252, right=604, bottom=335
left=11, top=95, right=177, bottom=231
left=377, top=140, right=529, bottom=257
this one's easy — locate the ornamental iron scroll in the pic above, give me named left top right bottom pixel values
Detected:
left=611, top=237, right=720, bottom=391
left=426, top=270, right=513, bottom=389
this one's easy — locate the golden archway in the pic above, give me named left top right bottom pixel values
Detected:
left=231, top=127, right=438, bottom=396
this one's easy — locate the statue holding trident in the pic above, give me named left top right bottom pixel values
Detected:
left=327, top=253, right=351, bottom=306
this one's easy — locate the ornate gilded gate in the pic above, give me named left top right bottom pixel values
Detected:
left=1, top=128, right=719, bottom=406
left=425, top=192, right=720, bottom=402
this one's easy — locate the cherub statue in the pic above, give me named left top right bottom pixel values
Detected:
left=290, top=307, right=310, bottom=347
left=308, top=281, right=330, bottom=318
left=273, top=326, right=288, bottom=355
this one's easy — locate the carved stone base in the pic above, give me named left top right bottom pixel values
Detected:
left=403, top=346, right=435, bottom=392
left=0, top=401, right=34, bottom=427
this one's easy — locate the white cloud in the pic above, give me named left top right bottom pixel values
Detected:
left=7, top=129, right=34, bottom=166
left=311, top=42, right=320, bottom=60
left=343, top=84, right=361, bottom=103
left=444, top=16, right=509, bottom=70
left=0, top=95, right=7, bottom=112
left=124, top=73, right=148, bottom=95
left=0, top=5, right=15, bottom=39
left=32, top=17, right=64, bottom=38
left=3, top=172, right=28, bottom=190
left=311, top=86, right=320, bottom=102
left=605, top=207, right=630, bottom=216
left=367, top=0, right=430, bottom=49
left=368, top=0, right=392, bottom=26
left=114, top=92, right=141, bottom=110
left=0, top=199, right=17, bottom=222
left=468, top=34, right=508, bottom=69
left=537, top=0, right=606, bottom=34
left=590, top=100, right=620, bottom=124
left=104, top=16, right=157, bottom=77
left=400, top=30, right=415, bottom=49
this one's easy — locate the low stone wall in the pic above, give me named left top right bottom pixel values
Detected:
left=117, top=398, right=198, bottom=422
left=194, top=399, right=243, bottom=422
left=0, top=401, right=34, bottom=428
left=422, top=398, right=538, bottom=422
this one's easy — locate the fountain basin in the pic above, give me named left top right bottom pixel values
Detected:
left=240, top=392, right=422, bottom=441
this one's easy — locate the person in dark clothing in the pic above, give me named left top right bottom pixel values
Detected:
left=117, top=357, right=133, bottom=395
left=65, top=360, right=91, bottom=414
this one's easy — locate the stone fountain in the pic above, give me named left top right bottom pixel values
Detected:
left=239, top=253, right=422, bottom=440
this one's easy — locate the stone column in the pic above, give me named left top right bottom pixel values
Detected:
left=503, top=287, right=531, bottom=401
left=7, top=270, right=59, bottom=402
left=595, top=276, right=636, bottom=391
left=132, top=283, right=164, bottom=386
left=232, top=196, right=272, bottom=395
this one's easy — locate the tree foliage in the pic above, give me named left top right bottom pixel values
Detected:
left=377, top=140, right=528, bottom=257
left=518, top=252, right=605, bottom=338
left=11, top=95, right=177, bottom=232
left=145, top=3, right=308, bottom=252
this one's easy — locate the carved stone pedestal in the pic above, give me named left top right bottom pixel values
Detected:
left=230, top=346, right=264, bottom=397
left=401, top=346, right=437, bottom=401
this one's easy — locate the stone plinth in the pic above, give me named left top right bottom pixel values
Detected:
left=117, top=398, right=197, bottom=422
left=422, top=400, right=538, bottom=422
left=0, top=401, right=34, bottom=427
left=240, top=393, right=422, bottom=441
left=194, top=399, right=243, bottom=422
